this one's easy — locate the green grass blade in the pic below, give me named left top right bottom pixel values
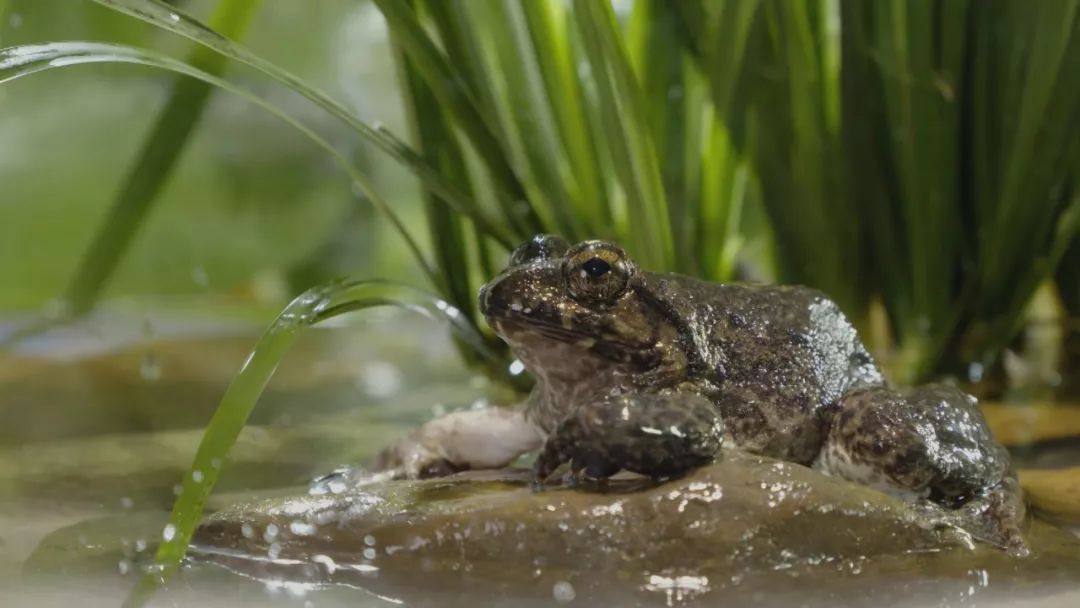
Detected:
left=89, top=0, right=516, bottom=248
left=572, top=0, right=673, bottom=270
left=371, top=0, right=541, bottom=237
left=125, top=279, right=501, bottom=607
left=520, top=0, right=611, bottom=232
left=458, top=0, right=586, bottom=240
left=0, top=41, right=438, bottom=289
left=61, top=0, right=263, bottom=318
left=392, top=26, right=477, bottom=326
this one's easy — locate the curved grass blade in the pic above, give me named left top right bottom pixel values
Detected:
left=0, top=42, right=437, bottom=295
left=122, top=279, right=502, bottom=608
left=62, top=0, right=263, bottom=319
left=89, top=0, right=516, bottom=247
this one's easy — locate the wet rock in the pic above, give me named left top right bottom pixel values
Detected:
left=192, top=451, right=1080, bottom=607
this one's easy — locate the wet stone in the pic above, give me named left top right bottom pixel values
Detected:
left=191, top=451, right=1080, bottom=607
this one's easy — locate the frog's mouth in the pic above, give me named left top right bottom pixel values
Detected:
left=486, top=314, right=657, bottom=366
left=485, top=313, right=596, bottom=345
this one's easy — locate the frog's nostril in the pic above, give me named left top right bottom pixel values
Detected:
left=510, top=234, right=569, bottom=266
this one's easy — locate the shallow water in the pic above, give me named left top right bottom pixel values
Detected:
left=2, top=307, right=1079, bottom=607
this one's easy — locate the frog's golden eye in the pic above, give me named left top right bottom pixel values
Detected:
left=563, top=241, right=634, bottom=302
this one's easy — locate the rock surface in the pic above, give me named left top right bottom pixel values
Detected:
left=193, top=451, right=1080, bottom=607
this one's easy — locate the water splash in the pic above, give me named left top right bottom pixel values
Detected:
left=124, top=279, right=501, bottom=607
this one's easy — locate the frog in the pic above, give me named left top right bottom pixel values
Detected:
left=373, top=235, right=1027, bottom=554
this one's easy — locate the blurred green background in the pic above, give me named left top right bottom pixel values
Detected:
left=0, top=0, right=423, bottom=312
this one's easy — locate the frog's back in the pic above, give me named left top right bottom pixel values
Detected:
left=640, top=274, right=884, bottom=462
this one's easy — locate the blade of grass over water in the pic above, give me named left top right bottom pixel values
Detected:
left=61, top=0, right=263, bottom=319
left=89, top=0, right=517, bottom=248
left=0, top=41, right=437, bottom=292
left=122, top=279, right=501, bottom=608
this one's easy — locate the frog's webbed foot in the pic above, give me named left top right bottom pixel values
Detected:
left=532, top=393, right=724, bottom=488
left=951, top=477, right=1029, bottom=555
left=816, top=384, right=1028, bottom=554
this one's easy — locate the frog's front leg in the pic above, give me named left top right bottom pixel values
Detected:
left=374, top=406, right=543, bottom=478
left=814, top=384, right=1028, bottom=555
left=533, top=392, right=724, bottom=486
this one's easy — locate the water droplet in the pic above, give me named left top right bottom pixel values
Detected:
left=118, top=559, right=130, bottom=575
left=191, top=266, right=209, bottom=287
left=140, top=353, right=162, bottom=382
left=508, top=359, right=526, bottom=375
left=241, top=523, right=255, bottom=539
left=192, top=470, right=204, bottom=483
left=553, top=580, right=575, bottom=604
left=362, top=547, right=376, bottom=560
left=359, top=361, right=403, bottom=399
left=119, top=496, right=134, bottom=509
left=162, top=524, right=176, bottom=542
left=173, top=483, right=183, bottom=496
left=268, top=542, right=282, bottom=559
left=168, top=12, right=180, bottom=22
left=364, top=534, right=376, bottom=546
left=134, top=539, right=147, bottom=552
left=264, top=523, right=280, bottom=542
left=9, top=13, right=23, bottom=29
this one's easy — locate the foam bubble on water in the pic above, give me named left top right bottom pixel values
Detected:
left=263, top=523, right=280, bottom=542
left=553, top=581, right=575, bottom=604
left=289, top=521, right=317, bottom=536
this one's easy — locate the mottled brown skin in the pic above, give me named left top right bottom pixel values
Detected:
left=476, top=235, right=1027, bottom=553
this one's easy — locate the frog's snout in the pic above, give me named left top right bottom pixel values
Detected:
left=478, top=279, right=495, bottom=316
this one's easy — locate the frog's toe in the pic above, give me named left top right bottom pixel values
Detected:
left=531, top=444, right=569, bottom=490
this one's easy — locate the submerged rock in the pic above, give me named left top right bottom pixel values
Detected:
left=193, top=451, right=1080, bottom=607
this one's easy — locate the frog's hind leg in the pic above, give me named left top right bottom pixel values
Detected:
left=532, top=392, right=725, bottom=487
left=814, top=384, right=1028, bottom=555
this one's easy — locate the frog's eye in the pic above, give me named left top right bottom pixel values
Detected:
left=564, top=241, right=634, bottom=302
